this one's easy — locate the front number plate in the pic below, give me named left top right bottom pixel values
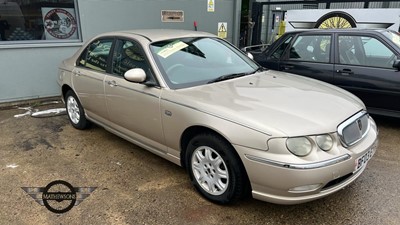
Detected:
left=355, top=145, right=376, bottom=172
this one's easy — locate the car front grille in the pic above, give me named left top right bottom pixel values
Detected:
left=337, top=111, right=370, bottom=147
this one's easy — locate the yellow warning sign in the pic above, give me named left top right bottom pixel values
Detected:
left=208, top=0, right=215, bottom=12
left=218, top=22, right=227, bottom=39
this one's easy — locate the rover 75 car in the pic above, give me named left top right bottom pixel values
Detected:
left=58, top=29, right=378, bottom=204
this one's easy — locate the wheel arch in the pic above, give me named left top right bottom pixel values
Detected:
left=180, top=125, right=252, bottom=200
left=61, top=84, right=73, bottom=100
left=179, top=125, right=247, bottom=177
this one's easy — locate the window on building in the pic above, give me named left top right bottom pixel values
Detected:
left=0, top=0, right=80, bottom=43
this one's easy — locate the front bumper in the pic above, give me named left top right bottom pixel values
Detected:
left=235, top=119, right=378, bottom=205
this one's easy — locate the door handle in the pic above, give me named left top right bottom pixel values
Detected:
left=106, top=80, right=118, bottom=87
left=280, top=65, right=294, bottom=71
left=336, top=69, right=354, bottom=75
left=73, top=70, right=81, bottom=76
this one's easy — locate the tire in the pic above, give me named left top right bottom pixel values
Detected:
left=65, top=90, right=89, bottom=130
left=186, top=133, right=249, bottom=204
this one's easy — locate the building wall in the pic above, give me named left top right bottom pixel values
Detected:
left=260, top=1, right=400, bottom=44
left=0, top=0, right=240, bottom=104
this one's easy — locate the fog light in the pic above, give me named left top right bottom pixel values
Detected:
left=288, top=184, right=322, bottom=193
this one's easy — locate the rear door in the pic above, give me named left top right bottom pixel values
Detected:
left=73, top=38, right=114, bottom=121
left=333, top=33, right=400, bottom=114
left=278, top=33, right=334, bottom=84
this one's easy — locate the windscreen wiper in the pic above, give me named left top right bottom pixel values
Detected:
left=207, top=69, right=260, bottom=84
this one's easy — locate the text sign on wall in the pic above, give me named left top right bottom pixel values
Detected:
left=218, top=22, right=227, bottom=38
left=161, top=10, right=184, bottom=22
left=208, top=0, right=215, bottom=12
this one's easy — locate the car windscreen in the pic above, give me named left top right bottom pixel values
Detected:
left=382, top=30, right=400, bottom=48
left=149, top=37, right=259, bottom=89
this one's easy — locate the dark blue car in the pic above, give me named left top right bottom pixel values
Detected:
left=251, top=29, right=400, bottom=118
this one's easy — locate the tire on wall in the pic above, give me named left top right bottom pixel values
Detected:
left=65, top=90, right=89, bottom=130
left=186, top=133, right=250, bottom=204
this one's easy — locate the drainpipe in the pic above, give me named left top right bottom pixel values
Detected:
left=233, top=0, right=242, bottom=46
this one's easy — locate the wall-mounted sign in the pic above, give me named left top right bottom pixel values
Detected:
left=207, top=0, right=215, bottom=12
left=161, top=10, right=184, bottom=22
left=41, top=8, right=78, bottom=40
left=286, top=9, right=399, bottom=32
left=218, top=22, right=227, bottom=39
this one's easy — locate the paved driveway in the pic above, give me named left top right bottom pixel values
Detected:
left=0, top=102, right=399, bottom=225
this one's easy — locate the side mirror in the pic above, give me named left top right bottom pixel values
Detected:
left=393, top=59, right=400, bottom=71
left=124, top=68, right=146, bottom=83
left=247, top=52, right=254, bottom=60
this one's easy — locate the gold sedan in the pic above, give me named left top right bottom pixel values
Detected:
left=58, top=29, right=378, bottom=204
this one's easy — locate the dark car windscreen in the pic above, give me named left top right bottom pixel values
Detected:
left=382, top=30, right=400, bottom=48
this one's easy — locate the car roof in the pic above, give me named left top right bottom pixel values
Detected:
left=100, top=29, right=216, bottom=42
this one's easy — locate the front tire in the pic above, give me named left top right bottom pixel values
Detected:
left=186, top=133, right=249, bottom=204
left=65, top=90, right=89, bottom=130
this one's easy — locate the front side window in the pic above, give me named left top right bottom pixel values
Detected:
left=111, top=39, right=150, bottom=77
left=289, top=35, right=331, bottom=63
left=0, top=0, right=80, bottom=43
left=78, top=39, right=113, bottom=73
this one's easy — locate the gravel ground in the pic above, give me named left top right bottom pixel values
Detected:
left=0, top=102, right=399, bottom=225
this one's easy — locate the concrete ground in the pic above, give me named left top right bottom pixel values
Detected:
left=0, top=102, right=399, bottom=225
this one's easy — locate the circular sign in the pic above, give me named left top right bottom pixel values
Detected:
left=44, top=8, right=77, bottom=39
left=42, top=180, right=76, bottom=214
left=315, top=11, right=356, bottom=29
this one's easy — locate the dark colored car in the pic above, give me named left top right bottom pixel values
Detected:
left=251, top=29, right=400, bottom=118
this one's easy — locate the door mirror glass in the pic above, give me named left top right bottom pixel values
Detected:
left=124, top=68, right=146, bottom=83
left=393, top=59, right=400, bottom=70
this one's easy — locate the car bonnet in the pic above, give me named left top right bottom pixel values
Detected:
left=169, top=70, right=365, bottom=137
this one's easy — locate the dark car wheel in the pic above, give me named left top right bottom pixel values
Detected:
left=65, top=90, right=89, bottom=130
left=186, top=133, right=249, bottom=204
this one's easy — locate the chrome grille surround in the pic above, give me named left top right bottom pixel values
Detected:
left=337, top=111, right=370, bottom=147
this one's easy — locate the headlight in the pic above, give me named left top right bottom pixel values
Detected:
left=286, top=137, right=312, bottom=156
left=316, top=134, right=333, bottom=151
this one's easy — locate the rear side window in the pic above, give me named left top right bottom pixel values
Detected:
left=339, top=35, right=396, bottom=68
left=289, top=35, right=331, bottom=63
left=78, top=39, right=113, bottom=72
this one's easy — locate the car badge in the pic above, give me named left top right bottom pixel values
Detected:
left=357, top=119, right=363, bottom=131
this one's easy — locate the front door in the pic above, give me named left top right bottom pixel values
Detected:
left=279, top=34, right=335, bottom=84
left=104, top=38, right=165, bottom=152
